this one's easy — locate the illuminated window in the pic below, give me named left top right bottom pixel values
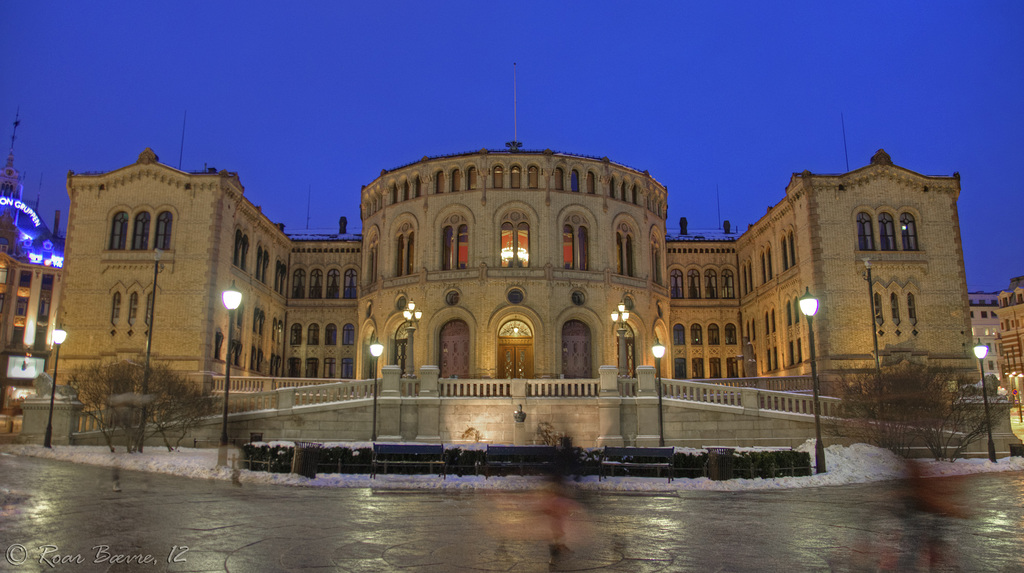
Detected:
left=434, top=171, right=444, bottom=194
left=510, top=166, right=521, bottom=188
left=493, top=165, right=504, bottom=188
left=499, top=218, right=529, bottom=268
left=721, top=270, right=735, bottom=299
left=900, top=213, right=918, bottom=250
left=586, top=172, right=595, bottom=194
left=527, top=166, right=538, bottom=188
left=705, top=270, right=718, bottom=299
left=451, top=169, right=461, bottom=192
left=724, top=323, right=737, bottom=345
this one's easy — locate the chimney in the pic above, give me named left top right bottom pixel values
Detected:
left=339, top=216, right=347, bottom=234
left=53, top=210, right=61, bottom=238
left=277, top=223, right=285, bottom=232
left=723, top=220, right=731, bottom=234
left=679, top=217, right=688, bottom=235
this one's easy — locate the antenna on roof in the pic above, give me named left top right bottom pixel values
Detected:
left=306, top=184, right=312, bottom=230
left=716, top=184, right=721, bottom=229
left=10, top=107, right=20, bottom=153
left=506, top=63, right=522, bottom=152
left=841, top=112, right=850, bottom=172
left=37, top=172, right=43, bottom=208
left=178, top=110, right=187, bottom=170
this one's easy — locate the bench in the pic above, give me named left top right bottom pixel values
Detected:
left=483, top=445, right=557, bottom=478
left=599, top=447, right=675, bottom=482
left=371, top=443, right=446, bottom=479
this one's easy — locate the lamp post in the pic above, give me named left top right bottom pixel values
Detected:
left=218, top=283, right=242, bottom=467
left=652, top=337, right=666, bottom=447
left=610, top=302, right=630, bottom=377
left=137, top=248, right=163, bottom=453
left=863, top=260, right=881, bottom=375
left=973, top=341, right=997, bottom=463
left=42, top=328, right=67, bottom=448
left=402, top=301, right=422, bottom=377
left=369, top=338, right=384, bottom=441
left=798, top=287, right=826, bottom=474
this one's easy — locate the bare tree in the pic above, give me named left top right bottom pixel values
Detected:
left=68, top=360, right=145, bottom=452
left=831, top=361, right=990, bottom=460
left=145, top=364, right=217, bottom=451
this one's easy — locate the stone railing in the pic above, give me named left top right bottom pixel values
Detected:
left=438, top=379, right=512, bottom=397
left=211, top=375, right=341, bottom=393
left=757, top=389, right=841, bottom=417
left=662, top=379, right=744, bottom=407
left=529, top=379, right=599, bottom=397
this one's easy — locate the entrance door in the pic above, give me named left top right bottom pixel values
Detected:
left=497, top=319, right=533, bottom=379
left=439, top=320, right=470, bottom=378
left=561, top=320, right=592, bottom=378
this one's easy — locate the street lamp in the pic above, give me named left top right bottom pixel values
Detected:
left=402, top=301, right=422, bottom=377
left=42, top=328, right=67, bottom=448
left=369, top=338, right=384, bottom=441
left=973, top=341, right=997, bottom=463
left=863, top=260, right=881, bottom=375
left=611, top=302, right=630, bottom=377
left=138, top=248, right=163, bottom=453
left=652, top=337, right=666, bottom=447
left=798, top=287, right=826, bottom=474
left=218, top=282, right=242, bottom=467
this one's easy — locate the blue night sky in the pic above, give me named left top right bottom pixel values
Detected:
left=2, top=2, right=1021, bottom=291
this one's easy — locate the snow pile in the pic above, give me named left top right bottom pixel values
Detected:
left=2, top=442, right=1023, bottom=492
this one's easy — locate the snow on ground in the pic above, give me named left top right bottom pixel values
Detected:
left=2, top=441, right=1022, bottom=493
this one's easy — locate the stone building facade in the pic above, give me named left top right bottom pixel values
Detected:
left=58, top=147, right=975, bottom=390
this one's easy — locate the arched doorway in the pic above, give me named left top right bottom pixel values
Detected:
left=615, top=324, right=636, bottom=377
left=439, top=319, right=470, bottom=378
left=392, top=322, right=409, bottom=374
left=561, top=320, right=592, bottom=378
left=497, top=319, right=533, bottom=379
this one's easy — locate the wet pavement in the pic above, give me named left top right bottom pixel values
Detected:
left=2, top=453, right=1023, bottom=572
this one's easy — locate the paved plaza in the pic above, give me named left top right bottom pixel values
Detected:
left=2, top=454, right=1024, bottom=572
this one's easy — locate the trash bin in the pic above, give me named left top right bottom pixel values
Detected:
left=706, top=447, right=735, bottom=481
left=249, top=432, right=263, bottom=443
left=291, top=441, right=322, bottom=479
left=1010, top=443, right=1024, bottom=458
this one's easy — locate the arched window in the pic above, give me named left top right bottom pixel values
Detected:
left=554, top=168, right=564, bottom=190
left=631, top=185, right=638, bottom=204
left=326, top=269, right=341, bottom=298
left=308, top=269, right=323, bottom=299
left=857, top=213, right=874, bottom=250
left=391, top=185, right=398, bottom=204
left=128, top=292, right=138, bottom=325
left=342, top=323, right=355, bottom=345
left=670, top=269, right=684, bottom=299
left=651, top=239, right=661, bottom=285
left=434, top=170, right=444, bottom=194
left=900, top=213, right=918, bottom=250
left=255, top=247, right=264, bottom=282
left=292, top=269, right=306, bottom=299
left=687, top=269, right=701, bottom=298
left=500, top=219, right=529, bottom=268
left=395, top=229, right=415, bottom=276
left=325, top=324, right=337, bottom=345
left=562, top=224, right=575, bottom=269
left=467, top=166, right=477, bottom=190
left=690, top=324, right=703, bottom=345
left=131, top=212, right=150, bottom=250
left=577, top=227, right=589, bottom=271
left=570, top=170, right=579, bottom=192
left=788, top=232, right=796, bottom=266
left=704, top=270, right=718, bottom=299
left=305, top=358, right=319, bottom=378
left=786, top=301, right=793, bottom=325
left=708, top=324, right=721, bottom=345
left=673, top=323, right=686, bottom=345
left=878, top=213, right=896, bottom=251
left=625, top=234, right=634, bottom=276
left=527, top=166, right=539, bottom=188
left=907, top=293, right=917, bottom=322
left=874, top=292, right=884, bottom=324
left=290, top=323, right=302, bottom=345
left=451, top=169, right=461, bottom=192
left=608, top=176, right=616, bottom=198
left=414, top=177, right=422, bottom=197
left=307, top=324, right=320, bottom=345
left=214, top=331, right=223, bottom=360
left=586, top=172, right=595, bottom=194
left=403, top=181, right=410, bottom=201
left=765, top=247, right=773, bottom=279
left=442, top=223, right=470, bottom=270
left=493, top=165, right=504, bottom=188
left=109, top=212, right=128, bottom=250
left=760, top=253, right=767, bottom=284
left=721, top=270, right=735, bottom=299
left=781, top=236, right=789, bottom=270
left=154, top=212, right=173, bottom=250
left=110, top=292, right=121, bottom=325
left=343, top=269, right=357, bottom=298
left=724, top=323, right=737, bottom=345
left=510, top=166, right=521, bottom=188
left=890, top=293, right=901, bottom=325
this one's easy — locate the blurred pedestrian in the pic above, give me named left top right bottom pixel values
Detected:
left=894, top=460, right=968, bottom=571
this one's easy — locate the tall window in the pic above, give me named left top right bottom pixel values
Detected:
left=900, top=213, right=918, bottom=250
left=342, top=323, right=355, bottom=345
left=292, top=269, right=306, bottom=299
left=586, top=172, right=595, bottom=194
left=704, top=270, right=718, bottom=299
left=709, top=358, right=722, bottom=378
left=788, top=232, right=796, bottom=266
left=726, top=357, right=738, bottom=377
left=673, top=323, right=686, bottom=345
left=724, top=323, right=737, bottom=345
left=691, top=358, right=704, bottom=378
left=615, top=228, right=634, bottom=277
left=562, top=225, right=575, bottom=269
left=308, top=269, right=323, bottom=298
left=708, top=324, right=720, bottom=345
left=493, top=165, right=504, bottom=188
left=128, top=292, right=138, bottom=325
left=326, top=269, right=341, bottom=298
left=765, top=247, right=773, bottom=279
left=290, top=323, right=302, bottom=345
left=890, top=293, right=900, bottom=325
left=154, top=211, right=173, bottom=249
left=395, top=229, right=414, bottom=276
left=307, top=324, right=320, bottom=345
left=467, top=167, right=477, bottom=190
left=442, top=224, right=469, bottom=270
left=570, top=170, right=579, bottom=192
left=781, top=236, right=789, bottom=270
left=874, top=292, right=884, bottom=324
left=500, top=219, right=529, bottom=267
left=721, top=270, right=735, bottom=299
left=305, top=358, right=319, bottom=378
left=687, top=270, right=701, bottom=298
left=451, top=169, right=461, bottom=192
left=554, top=168, right=564, bottom=190
left=325, top=324, right=337, bottom=345
left=691, top=324, right=703, bottom=345
left=907, top=293, right=917, bottom=322
left=403, top=181, right=410, bottom=200
left=343, top=269, right=358, bottom=298
left=341, top=358, right=354, bottom=379
left=528, top=166, right=539, bottom=188
left=109, top=212, right=128, bottom=250
left=434, top=171, right=444, bottom=194
left=878, top=213, right=896, bottom=251
left=510, top=166, right=521, bottom=188
left=577, top=227, right=589, bottom=271
left=651, top=239, right=661, bottom=284
left=110, top=292, right=121, bottom=325
left=324, top=358, right=336, bottom=378
left=670, top=269, right=684, bottom=299
left=857, top=213, right=874, bottom=250
left=131, top=212, right=150, bottom=250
